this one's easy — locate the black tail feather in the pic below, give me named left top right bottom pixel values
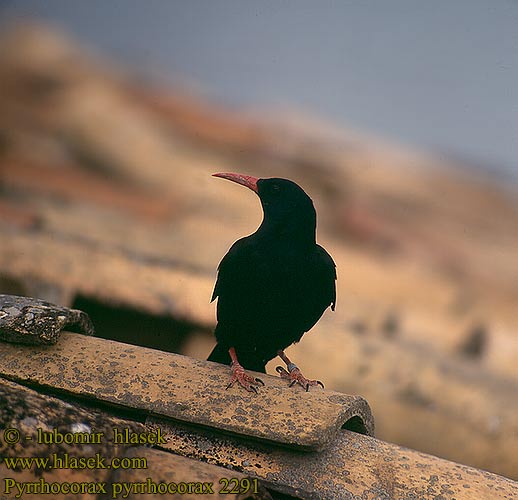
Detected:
left=207, top=343, right=267, bottom=373
left=207, top=343, right=231, bottom=365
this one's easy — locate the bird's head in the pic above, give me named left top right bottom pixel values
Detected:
left=213, top=172, right=316, bottom=242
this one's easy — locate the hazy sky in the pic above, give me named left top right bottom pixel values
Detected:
left=2, top=1, right=517, bottom=177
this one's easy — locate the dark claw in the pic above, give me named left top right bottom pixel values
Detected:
left=226, top=361, right=263, bottom=393
left=277, top=364, right=324, bottom=390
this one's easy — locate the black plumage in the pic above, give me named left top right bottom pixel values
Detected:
left=208, top=173, right=336, bottom=391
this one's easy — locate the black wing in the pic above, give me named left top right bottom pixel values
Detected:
left=210, top=236, right=336, bottom=369
left=315, top=243, right=336, bottom=312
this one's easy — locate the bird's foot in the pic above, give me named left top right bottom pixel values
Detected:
left=226, top=361, right=265, bottom=393
left=276, top=363, right=324, bottom=392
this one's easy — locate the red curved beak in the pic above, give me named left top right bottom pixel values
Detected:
left=212, top=172, right=259, bottom=193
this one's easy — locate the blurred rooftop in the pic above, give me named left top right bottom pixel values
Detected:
left=0, top=24, right=517, bottom=484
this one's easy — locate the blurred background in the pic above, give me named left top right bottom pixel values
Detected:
left=0, top=1, right=517, bottom=480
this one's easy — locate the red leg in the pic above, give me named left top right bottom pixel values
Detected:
left=276, top=350, right=324, bottom=391
left=226, top=347, right=265, bottom=393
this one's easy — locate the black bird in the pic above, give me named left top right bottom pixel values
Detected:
left=208, top=172, right=336, bottom=392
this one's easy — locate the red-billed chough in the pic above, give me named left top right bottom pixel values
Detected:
left=208, top=172, right=336, bottom=392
